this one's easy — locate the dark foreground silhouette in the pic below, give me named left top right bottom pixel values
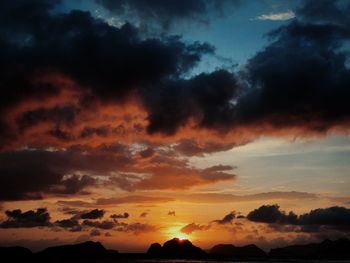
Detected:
left=1, top=238, right=350, bottom=261
left=209, top=243, right=267, bottom=258
left=147, top=238, right=206, bottom=258
left=269, top=238, right=350, bottom=259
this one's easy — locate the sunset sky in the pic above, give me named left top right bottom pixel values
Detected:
left=1, top=0, right=350, bottom=253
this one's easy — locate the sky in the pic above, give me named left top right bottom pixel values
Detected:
left=0, top=0, right=350, bottom=253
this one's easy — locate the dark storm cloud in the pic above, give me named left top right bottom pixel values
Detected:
left=0, top=149, right=98, bottom=200
left=0, top=0, right=219, bottom=145
left=0, top=0, right=350, bottom=146
left=141, top=0, right=350, bottom=135
left=0, top=208, right=51, bottom=228
left=296, top=0, right=350, bottom=25
left=237, top=0, right=350, bottom=134
left=212, top=211, right=236, bottom=225
left=95, top=0, right=241, bottom=28
left=0, top=144, right=234, bottom=201
left=298, top=206, right=350, bottom=226
left=0, top=157, right=61, bottom=201
left=17, top=106, right=79, bottom=130
left=0, top=2, right=213, bottom=101
left=247, top=205, right=298, bottom=224
left=247, top=205, right=350, bottom=232
left=80, top=209, right=105, bottom=219
left=144, top=70, right=240, bottom=134
left=0, top=146, right=129, bottom=201
left=0, top=163, right=96, bottom=201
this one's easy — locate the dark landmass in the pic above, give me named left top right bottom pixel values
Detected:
left=147, top=237, right=206, bottom=258
left=269, top=238, right=350, bottom=260
left=36, top=241, right=113, bottom=260
left=1, top=238, right=350, bottom=261
left=210, top=243, right=267, bottom=258
left=0, top=246, right=32, bottom=260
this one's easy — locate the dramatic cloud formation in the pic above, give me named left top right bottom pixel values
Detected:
left=0, top=208, right=51, bottom=228
left=0, top=0, right=349, bottom=156
left=0, top=146, right=236, bottom=201
left=247, top=205, right=297, bottom=224
left=0, top=149, right=101, bottom=201
left=0, top=206, right=157, bottom=236
left=247, top=205, right=350, bottom=232
left=241, top=0, right=350, bottom=136
left=212, top=211, right=236, bottom=225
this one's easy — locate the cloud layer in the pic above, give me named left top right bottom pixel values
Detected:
left=1, top=0, right=350, bottom=154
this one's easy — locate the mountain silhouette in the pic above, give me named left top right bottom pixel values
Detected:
left=36, top=241, right=113, bottom=260
left=269, top=238, right=350, bottom=259
left=1, top=238, right=350, bottom=261
left=147, top=238, right=206, bottom=258
left=147, top=242, right=163, bottom=255
left=210, top=243, right=267, bottom=258
left=0, top=246, right=32, bottom=260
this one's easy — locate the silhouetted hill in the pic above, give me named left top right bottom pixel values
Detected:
left=269, top=238, right=350, bottom=259
left=0, top=246, right=32, bottom=260
left=2, top=238, right=350, bottom=261
left=210, top=243, right=266, bottom=258
left=147, top=242, right=163, bottom=255
left=36, top=241, right=112, bottom=260
left=147, top=238, right=206, bottom=258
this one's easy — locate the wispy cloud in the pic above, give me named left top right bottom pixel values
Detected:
left=255, top=11, right=295, bottom=21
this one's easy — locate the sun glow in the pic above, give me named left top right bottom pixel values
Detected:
left=166, top=225, right=190, bottom=241
left=174, top=233, right=188, bottom=240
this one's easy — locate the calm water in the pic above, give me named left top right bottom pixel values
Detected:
left=118, top=260, right=350, bottom=263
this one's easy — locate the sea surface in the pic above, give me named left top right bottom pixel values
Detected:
left=117, top=260, right=350, bottom=263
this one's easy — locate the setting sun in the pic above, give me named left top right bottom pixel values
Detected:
left=174, top=233, right=188, bottom=241
left=165, top=226, right=190, bottom=241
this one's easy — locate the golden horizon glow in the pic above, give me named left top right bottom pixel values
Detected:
left=165, top=225, right=190, bottom=241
